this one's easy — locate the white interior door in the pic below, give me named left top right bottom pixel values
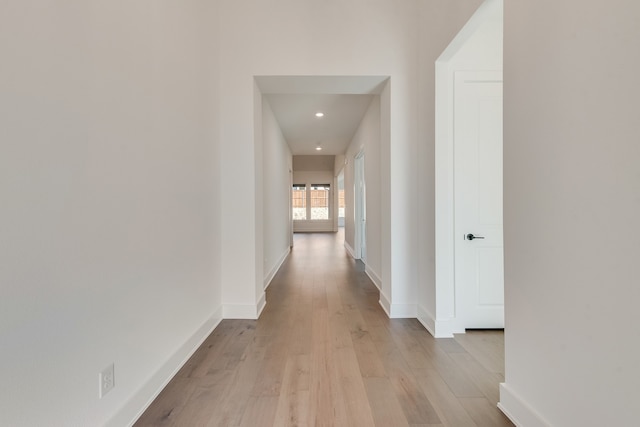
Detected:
left=454, top=70, right=504, bottom=329
left=355, top=152, right=366, bottom=261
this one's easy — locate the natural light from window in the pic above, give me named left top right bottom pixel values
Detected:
left=310, top=184, right=330, bottom=220
left=292, top=184, right=306, bottom=220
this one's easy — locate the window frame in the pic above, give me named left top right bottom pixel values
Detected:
left=292, top=182, right=332, bottom=221
left=292, top=184, right=307, bottom=220
left=309, top=183, right=331, bottom=220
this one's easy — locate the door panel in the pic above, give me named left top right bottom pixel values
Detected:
left=454, top=70, right=504, bottom=329
left=477, top=247, right=505, bottom=305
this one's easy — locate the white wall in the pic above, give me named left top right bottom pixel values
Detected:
left=500, top=1, right=640, bottom=425
left=0, top=1, right=221, bottom=426
left=293, top=155, right=335, bottom=171
left=334, top=154, right=346, bottom=176
left=344, top=97, right=383, bottom=290
left=292, top=171, right=336, bottom=233
left=262, top=98, right=292, bottom=289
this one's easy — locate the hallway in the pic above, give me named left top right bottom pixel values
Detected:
left=135, top=232, right=513, bottom=426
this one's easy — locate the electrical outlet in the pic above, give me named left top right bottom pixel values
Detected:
left=99, top=364, right=115, bottom=398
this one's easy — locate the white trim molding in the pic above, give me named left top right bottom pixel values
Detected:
left=378, top=291, right=417, bottom=318
left=388, top=303, right=417, bottom=318
left=498, top=383, right=551, bottom=427
left=264, top=247, right=290, bottom=290
left=364, top=265, right=382, bottom=290
left=107, top=307, right=223, bottom=427
left=223, top=299, right=264, bottom=319
left=293, top=219, right=334, bottom=233
left=256, top=292, right=266, bottom=318
left=417, top=304, right=436, bottom=336
left=379, top=290, right=417, bottom=319
left=379, top=291, right=391, bottom=317
left=417, top=305, right=465, bottom=338
left=344, top=241, right=356, bottom=259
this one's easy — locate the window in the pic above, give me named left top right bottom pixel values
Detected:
left=293, top=183, right=331, bottom=221
left=338, top=189, right=345, bottom=219
left=292, top=184, right=306, bottom=220
left=310, top=184, right=330, bottom=220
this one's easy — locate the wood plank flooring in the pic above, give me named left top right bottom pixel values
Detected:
left=134, top=231, right=513, bottom=427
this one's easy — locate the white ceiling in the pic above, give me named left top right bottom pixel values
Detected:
left=255, top=76, right=387, bottom=156
left=264, top=93, right=374, bottom=155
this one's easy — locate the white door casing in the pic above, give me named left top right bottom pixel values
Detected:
left=354, top=152, right=366, bottom=261
left=454, top=71, right=504, bottom=328
left=289, top=168, right=293, bottom=247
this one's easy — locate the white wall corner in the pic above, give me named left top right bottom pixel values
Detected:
left=417, top=304, right=437, bottom=337
left=378, top=291, right=392, bottom=317
left=417, top=305, right=465, bottom=338
left=364, top=265, right=382, bottom=291
left=107, top=307, right=223, bottom=427
left=223, top=297, right=264, bottom=320
left=379, top=290, right=417, bottom=319
left=498, top=383, right=551, bottom=427
left=439, top=317, right=465, bottom=338
left=256, top=292, right=266, bottom=318
left=264, top=247, right=290, bottom=290
left=344, top=241, right=356, bottom=259
left=388, top=303, right=417, bottom=319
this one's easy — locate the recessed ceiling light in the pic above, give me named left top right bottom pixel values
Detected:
left=315, top=146, right=322, bottom=151
left=315, top=112, right=324, bottom=118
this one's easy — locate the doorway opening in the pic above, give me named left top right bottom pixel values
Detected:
left=354, top=151, right=366, bottom=261
left=254, top=76, right=390, bottom=304
left=432, top=0, right=504, bottom=337
left=337, top=169, right=345, bottom=228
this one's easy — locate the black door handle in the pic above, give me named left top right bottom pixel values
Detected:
left=466, top=233, right=485, bottom=241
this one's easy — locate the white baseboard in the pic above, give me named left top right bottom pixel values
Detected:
left=223, top=300, right=263, bottom=319
left=256, top=292, right=266, bottom=318
left=379, top=291, right=392, bottom=316
left=498, top=383, right=551, bottom=427
left=364, top=265, right=382, bottom=290
left=264, top=247, right=290, bottom=290
left=378, top=291, right=416, bottom=318
left=388, top=303, right=417, bottom=318
left=293, top=220, right=334, bottom=233
left=344, top=241, right=356, bottom=259
left=437, top=318, right=465, bottom=338
left=417, top=304, right=437, bottom=337
left=107, top=307, right=223, bottom=427
left=416, top=305, right=465, bottom=338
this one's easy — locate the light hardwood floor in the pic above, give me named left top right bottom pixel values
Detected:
left=135, top=231, right=513, bottom=427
